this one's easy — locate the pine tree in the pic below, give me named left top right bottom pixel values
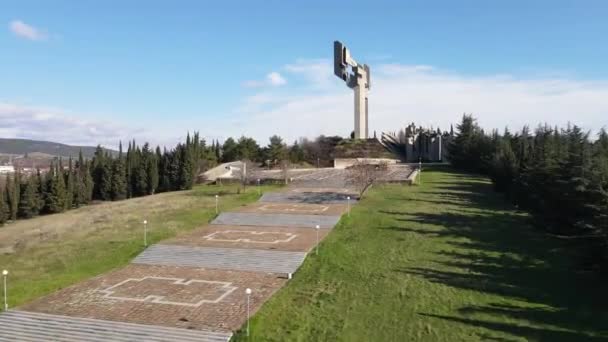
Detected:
left=289, top=140, right=305, bottom=163
left=100, top=154, right=113, bottom=201
left=267, top=135, right=287, bottom=165
left=91, top=145, right=106, bottom=200
left=44, top=162, right=67, bottom=214
left=0, top=184, right=8, bottom=224
left=178, top=144, right=193, bottom=190
left=65, top=158, right=75, bottom=210
left=83, top=160, right=94, bottom=203
left=6, top=173, right=20, bottom=221
left=221, top=138, right=238, bottom=162
left=146, top=145, right=159, bottom=195
left=18, top=175, right=42, bottom=218
left=111, top=160, right=127, bottom=201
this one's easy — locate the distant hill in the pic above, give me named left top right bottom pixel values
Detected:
left=0, top=138, right=116, bottom=159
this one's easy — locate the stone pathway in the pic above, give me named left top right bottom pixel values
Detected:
left=1, top=184, right=357, bottom=341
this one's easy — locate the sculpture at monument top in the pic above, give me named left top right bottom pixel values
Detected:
left=333, top=41, right=371, bottom=139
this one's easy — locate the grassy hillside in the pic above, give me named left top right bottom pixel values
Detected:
left=234, top=167, right=608, bottom=341
left=0, top=183, right=277, bottom=310
left=0, top=138, right=115, bottom=158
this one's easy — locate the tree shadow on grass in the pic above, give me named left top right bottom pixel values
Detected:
left=388, top=168, right=608, bottom=341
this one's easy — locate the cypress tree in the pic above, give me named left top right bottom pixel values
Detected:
left=100, top=154, right=113, bottom=201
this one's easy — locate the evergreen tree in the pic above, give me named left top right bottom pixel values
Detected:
left=18, top=175, right=42, bottom=218
left=214, top=139, right=222, bottom=162
left=267, top=135, right=287, bottom=165
left=6, top=173, right=20, bottom=220
left=143, top=143, right=158, bottom=194
left=289, top=140, right=305, bottom=163
left=0, top=184, right=8, bottom=224
left=111, top=155, right=128, bottom=201
left=44, top=162, right=67, bottom=214
left=178, top=144, right=193, bottom=190
left=65, top=157, right=75, bottom=210
left=100, top=154, right=113, bottom=201
left=91, top=145, right=106, bottom=199
left=236, top=136, right=260, bottom=161
left=82, top=160, right=94, bottom=203
left=221, top=138, right=238, bottom=162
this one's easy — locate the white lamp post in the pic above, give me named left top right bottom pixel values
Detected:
left=143, top=220, right=148, bottom=247
left=2, top=269, right=8, bottom=311
left=257, top=179, right=261, bottom=195
left=215, top=195, right=219, bottom=214
left=347, top=196, right=351, bottom=216
left=315, top=225, right=320, bottom=255
left=245, top=288, right=252, bottom=337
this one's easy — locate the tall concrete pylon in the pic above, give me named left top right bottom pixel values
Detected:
left=333, top=41, right=371, bottom=139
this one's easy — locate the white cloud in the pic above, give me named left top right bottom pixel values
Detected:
left=0, top=102, right=152, bottom=148
left=284, top=59, right=334, bottom=89
left=9, top=20, right=47, bottom=41
left=243, top=71, right=287, bottom=88
left=229, top=60, right=608, bottom=142
left=267, top=72, right=286, bottom=86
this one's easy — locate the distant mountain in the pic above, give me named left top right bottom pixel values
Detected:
left=0, top=138, right=116, bottom=159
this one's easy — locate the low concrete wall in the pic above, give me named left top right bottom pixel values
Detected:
left=333, top=158, right=399, bottom=169
left=406, top=169, right=419, bottom=185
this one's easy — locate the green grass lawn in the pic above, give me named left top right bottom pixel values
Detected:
left=0, top=183, right=276, bottom=311
left=235, top=167, right=608, bottom=341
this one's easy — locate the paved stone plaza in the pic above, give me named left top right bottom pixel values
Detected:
left=1, top=175, right=356, bottom=340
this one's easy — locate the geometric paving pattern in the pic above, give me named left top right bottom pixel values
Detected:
left=202, top=230, right=297, bottom=244
left=99, top=276, right=237, bottom=307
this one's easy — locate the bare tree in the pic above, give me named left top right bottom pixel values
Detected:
left=346, top=161, right=388, bottom=196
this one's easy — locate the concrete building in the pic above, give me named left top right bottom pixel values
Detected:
left=379, top=123, right=452, bottom=162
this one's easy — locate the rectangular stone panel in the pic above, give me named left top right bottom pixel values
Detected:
left=0, top=310, right=231, bottom=342
left=211, top=212, right=340, bottom=229
left=133, top=244, right=307, bottom=274
left=164, top=225, right=330, bottom=252
left=233, top=202, right=348, bottom=216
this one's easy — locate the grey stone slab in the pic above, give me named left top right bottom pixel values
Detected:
left=212, top=212, right=340, bottom=229
left=0, top=310, right=230, bottom=342
left=133, top=244, right=307, bottom=274
left=260, top=191, right=356, bottom=204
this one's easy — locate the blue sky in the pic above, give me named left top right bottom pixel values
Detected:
left=1, top=0, right=607, bottom=147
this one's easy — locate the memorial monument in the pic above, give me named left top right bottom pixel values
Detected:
left=334, top=41, right=371, bottom=139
